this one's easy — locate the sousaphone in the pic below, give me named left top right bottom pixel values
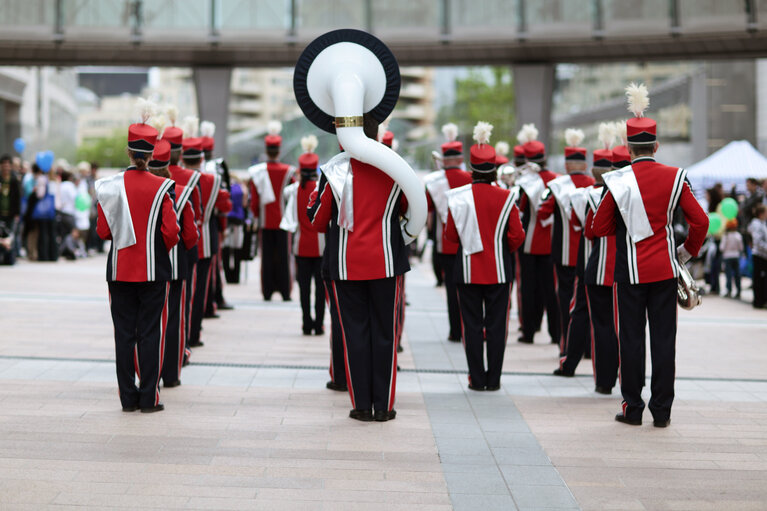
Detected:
left=293, top=29, right=427, bottom=243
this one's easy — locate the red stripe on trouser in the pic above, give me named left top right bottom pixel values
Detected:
left=178, top=281, right=186, bottom=377
left=613, top=283, right=622, bottom=387
left=155, top=282, right=170, bottom=406
left=388, top=276, right=401, bottom=411
left=584, top=286, right=597, bottom=384
left=134, top=347, right=140, bottom=379
left=331, top=282, right=355, bottom=409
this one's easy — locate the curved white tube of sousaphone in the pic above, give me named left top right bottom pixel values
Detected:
left=300, top=37, right=426, bottom=244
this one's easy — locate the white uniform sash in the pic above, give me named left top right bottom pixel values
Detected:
left=95, top=173, right=136, bottom=250
left=602, top=166, right=654, bottom=243
left=446, top=184, right=483, bottom=255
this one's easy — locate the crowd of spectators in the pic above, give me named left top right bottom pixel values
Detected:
left=0, top=154, right=103, bottom=266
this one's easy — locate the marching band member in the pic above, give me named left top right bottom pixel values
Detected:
left=539, top=128, right=595, bottom=356
left=554, top=123, right=613, bottom=380
left=148, top=137, right=199, bottom=388
left=515, top=124, right=561, bottom=344
left=185, top=121, right=230, bottom=348
left=308, top=114, right=408, bottom=422
left=249, top=121, right=296, bottom=301
left=424, top=123, right=472, bottom=343
left=592, top=84, right=708, bottom=427
left=444, top=122, right=525, bottom=391
left=281, top=135, right=325, bottom=335
left=95, top=100, right=179, bottom=412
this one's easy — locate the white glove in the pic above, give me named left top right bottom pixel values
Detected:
left=677, top=245, right=692, bottom=264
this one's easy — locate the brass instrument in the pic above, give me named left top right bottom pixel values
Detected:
left=677, top=261, right=702, bottom=310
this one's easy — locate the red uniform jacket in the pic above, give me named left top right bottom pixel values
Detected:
left=584, top=193, right=617, bottom=287
left=250, top=162, right=295, bottom=230
left=97, top=167, right=179, bottom=282
left=444, top=183, right=525, bottom=285
left=197, top=171, right=230, bottom=259
left=168, top=183, right=200, bottom=281
left=426, top=167, right=472, bottom=255
left=592, top=157, right=708, bottom=284
left=539, top=172, right=596, bottom=266
left=519, top=169, right=559, bottom=255
left=168, top=165, right=202, bottom=226
left=308, top=158, right=410, bottom=281
left=294, top=180, right=324, bottom=258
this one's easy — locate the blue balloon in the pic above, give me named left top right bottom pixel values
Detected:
left=36, top=151, right=54, bottom=173
left=13, top=138, right=25, bottom=154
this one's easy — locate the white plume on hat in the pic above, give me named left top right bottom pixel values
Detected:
left=135, top=97, right=156, bottom=124
left=150, top=114, right=167, bottom=138
left=472, top=121, right=493, bottom=146
left=626, top=83, right=650, bottom=118
left=267, top=120, right=282, bottom=135
left=378, top=119, right=390, bottom=142
left=391, top=139, right=399, bottom=152
left=165, top=105, right=178, bottom=126
left=564, top=128, right=585, bottom=148
left=614, top=120, right=628, bottom=145
left=200, top=121, right=216, bottom=138
left=598, top=122, right=615, bottom=150
left=182, top=116, right=199, bottom=138
left=517, top=123, right=539, bottom=144
left=441, top=123, right=458, bottom=142
left=495, top=141, right=510, bottom=157
left=300, top=134, right=318, bottom=153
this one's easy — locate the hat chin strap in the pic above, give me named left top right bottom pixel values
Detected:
left=329, top=69, right=426, bottom=244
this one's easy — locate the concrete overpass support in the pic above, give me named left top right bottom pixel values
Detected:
left=193, top=67, right=232, bottom=158
left=512, top=64, right=554, bottom=152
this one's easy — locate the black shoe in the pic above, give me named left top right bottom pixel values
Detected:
left=374, top=410, right=397, bottom=422
left=264, top=296, right=272, bottom=302
left=517, top=336, right=533, bottom=344
left=397, top=344, right=403, bottom=353
left=141, top=403, right=165, bottom=414
left=217, top=302, right=234, bottom=310
left=326, top=381, right=348, bottom=392
left=204, top=313, right=220, bottom=319
left=594, top=386, right=612, bottom=395
left=553, top=368, right=574, bottom=377
left=282, top=296, right=292, bottom=302
left=550, top=338, right=559, bottom=344
left=302, top=327, right=313, bottom=335
left=584, top=353, right=591, bottom=359
left=349, top=409, right=374, bottom=422
left=486, top=385, right=501, bottom=391
left=164, top=380, right=181, bottom=388
left=468, top=384, right=485, bottom=391
left=122, top=405, right=139, bottom=412
left=447, top=336, right=461, bottom=343
left=314, top=327, right=325, bottom=336
left=188, top=341, right=204, bottom=348
left=653, top=419, right=671, bottom=428
left=614, top=413, right=641, bottom=426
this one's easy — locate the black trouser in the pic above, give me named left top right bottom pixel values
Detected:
left=261, top=228, right=291, bottom=300
left=457, top=283, right=512, bottom=389
left=753, top=255, right=767, bottom=308
left=518, top=253, right=560, bottom=342
left=108, top=280, right=168, bottom=409
left=555, top=264, right=577, bottom=355
left=185, top=255, right=197, bottom=347
left=432, top=247, right=443, bottom=285
left=37, top=219, right=58, bottom=261
left=437, top=253, right=461, bottom=340
left=296, top=256, right=325, bottom=331
left=325, top=279, right=347, bottom=386
left=586, top=284, right=619, bottom=390
left=222, top=246, right=242, bottom=283
left=615, top=279, right=677, bottom=422
left=189, top=257, right=212, bottom=345
left=161, top=279, right=186, bottom=386
left=329, top=276, right=402, bottom=412
left=205, top=251, right=219, bottom=315
left=561, top=275, right=590, bottom=374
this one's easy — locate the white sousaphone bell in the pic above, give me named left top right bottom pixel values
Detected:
left=293, top=29, right=427, bottom=244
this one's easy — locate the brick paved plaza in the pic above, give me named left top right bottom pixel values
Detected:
left=1, top=255, right=766, bottom=510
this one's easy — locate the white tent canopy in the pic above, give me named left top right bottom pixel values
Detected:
left=686, top=140, right=767, bottom=196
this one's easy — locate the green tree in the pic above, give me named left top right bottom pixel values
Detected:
left=438, top=67, right=515, bottom=147
left=76, top=129, right=130, bottom=168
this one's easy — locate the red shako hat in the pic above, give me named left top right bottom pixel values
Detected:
left=441, top=123, right=463, bottom=157
left=625, top=83, right=656, bottom=145
left=593, top=122, right=614, bottom=169
left=563, top=128, right=586, bottom=162
left=470, top=122, right=496, bottom=173
left=128, top=98, right=157, bottom=154
left=513, top=145, right=525, bottom=161
left=149, top=139, right=171, bottom=169
left=181, top=116, right=202, bottom=159
left=495, top=141, right=510, bottom=166
left=381, top=131, right=394, bottom=148
left=517, top=123, right=544, bottom=162
left=163, top=105, right=183, bottom=150
left=298, top=134, right=319, bottom=170
left=200, top=121, right=215, bottom=152
left=265, top=120, right=282, bottom=148
left=611, top=145, right=631, bottom=168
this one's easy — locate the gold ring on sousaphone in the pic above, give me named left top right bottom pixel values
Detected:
left=333, top=116, right=365, bottom=128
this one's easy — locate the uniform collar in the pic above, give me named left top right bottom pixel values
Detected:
left=631, top=156, right=655, bottom=164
